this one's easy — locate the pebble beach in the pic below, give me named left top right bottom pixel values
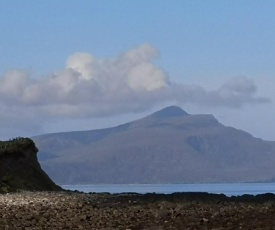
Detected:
left=1, top=191, right=275, bottom=229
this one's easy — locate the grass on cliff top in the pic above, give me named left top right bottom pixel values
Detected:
left=0, top=137, right=37, bottom=156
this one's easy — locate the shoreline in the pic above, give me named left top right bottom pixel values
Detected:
left=1, top=191, right=275, bottom=229
left=61, top=182, right=275, bottom=197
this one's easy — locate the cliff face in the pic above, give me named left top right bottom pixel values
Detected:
left=0, top=138, right=61, bottom=193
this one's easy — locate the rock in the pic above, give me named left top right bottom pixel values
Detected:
left=0, top=138, right=61, bottom=193
left=1, top=191, right=275, bottom=229
left=201, top=217, right=210, bottom=223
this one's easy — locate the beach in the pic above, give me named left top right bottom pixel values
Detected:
left=0, top=191, right=275, bottom=229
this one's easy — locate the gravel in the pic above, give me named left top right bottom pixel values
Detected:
left=0, top=191, right=275, bottom=229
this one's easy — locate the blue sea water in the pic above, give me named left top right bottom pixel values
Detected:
left=62, top=183, right=275, bottom=197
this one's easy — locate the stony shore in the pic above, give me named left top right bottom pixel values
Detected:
left=1, top=191, right=275, bottom=229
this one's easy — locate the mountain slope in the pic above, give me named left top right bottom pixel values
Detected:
left=33, top=106, right=275, bottom=184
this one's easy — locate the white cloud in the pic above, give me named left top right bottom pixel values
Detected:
left=66, top=53, right=95, bottom=80
left=0, top=70, right=29, bottom=102
left=0, top=44, right=271, bottom=137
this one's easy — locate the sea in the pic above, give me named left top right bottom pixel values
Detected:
left=62, top=183, right=275, bottom=197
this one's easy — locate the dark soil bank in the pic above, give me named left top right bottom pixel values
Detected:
left=1, top=191, right=275, bottom=229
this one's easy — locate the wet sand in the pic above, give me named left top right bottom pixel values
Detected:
left=1, top=191, right=275, bottom=229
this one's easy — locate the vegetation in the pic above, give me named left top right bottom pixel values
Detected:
left=0, top=137, right=60, bottom=193
left=0, top=137, right=37, bottom=156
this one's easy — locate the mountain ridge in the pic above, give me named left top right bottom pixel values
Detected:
left=33, top=106, right=275, bottom=184
left=148, top=105, right=189, bottom=119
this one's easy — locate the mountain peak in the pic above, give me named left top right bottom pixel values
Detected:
left=150, top=106, right=188, bottom=119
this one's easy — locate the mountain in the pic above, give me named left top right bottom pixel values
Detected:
left=33, top=106, right=275, bottom=184
left=0, top=138, right=61, bottom=193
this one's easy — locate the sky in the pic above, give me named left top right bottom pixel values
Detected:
left=0, top=0, right=274, bottom=140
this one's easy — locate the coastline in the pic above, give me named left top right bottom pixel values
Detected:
left=1, top=191, right=275, bottom=229
left=62, top=182, right=275, bottom=196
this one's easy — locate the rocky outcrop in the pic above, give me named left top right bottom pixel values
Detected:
left=0, top=138, right=61, bottom=193
left=1, top=191, right=275, bottom=229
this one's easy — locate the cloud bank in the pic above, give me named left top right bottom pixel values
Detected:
left=0, top=44, right=271, bottom=136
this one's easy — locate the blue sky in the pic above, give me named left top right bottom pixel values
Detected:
left=0, top=1, right=274, bottom=140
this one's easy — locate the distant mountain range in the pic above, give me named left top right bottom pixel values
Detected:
left=33, top=106, right=275, bottom=184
